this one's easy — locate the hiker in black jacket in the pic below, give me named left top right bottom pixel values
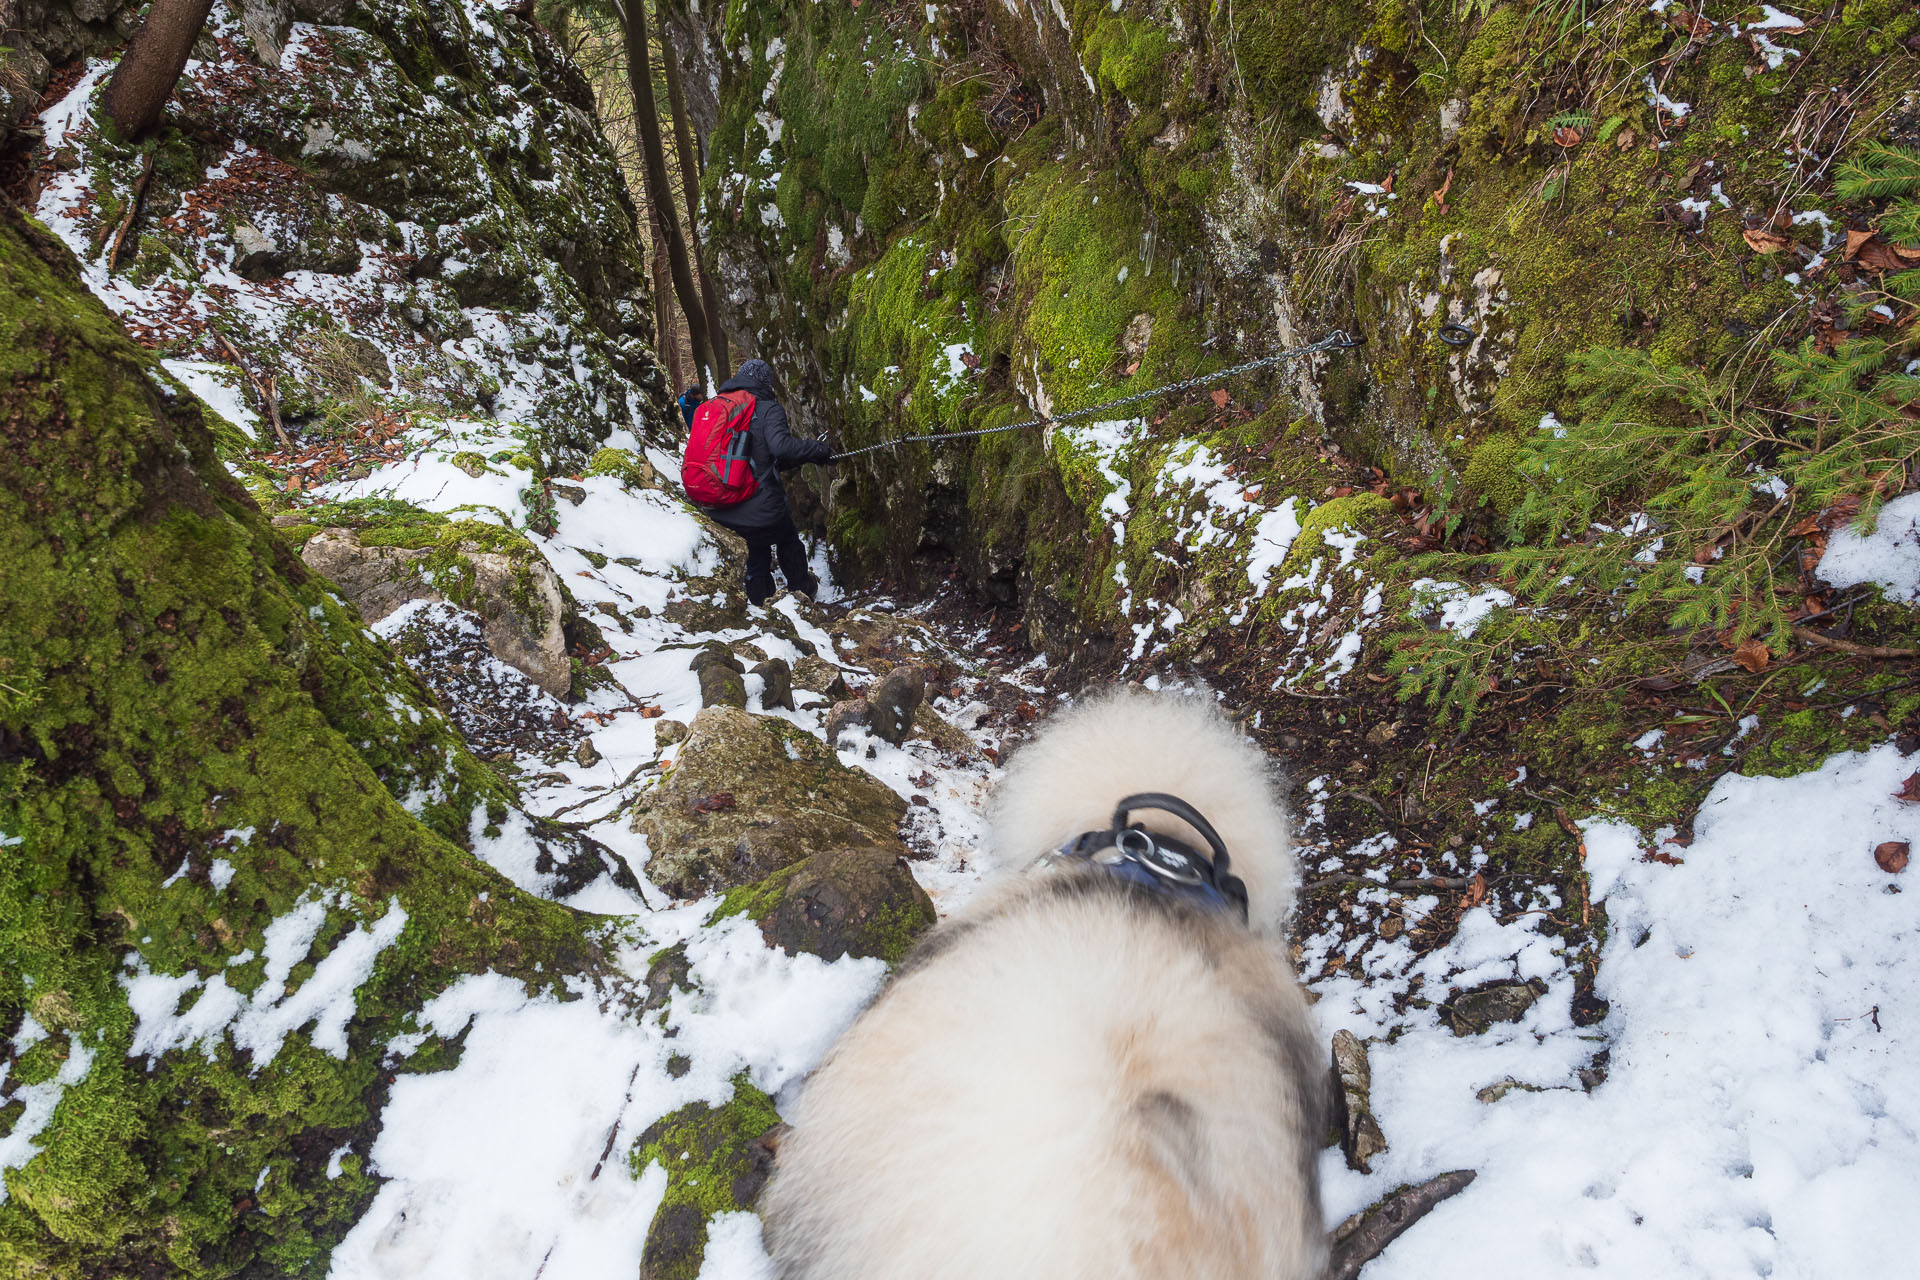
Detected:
left=690, top=359, right=832, bottom=605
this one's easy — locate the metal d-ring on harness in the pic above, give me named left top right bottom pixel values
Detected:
left=1044, top=792, right=1251, bottom=924
left=829, top=331, right=1365, bottom=462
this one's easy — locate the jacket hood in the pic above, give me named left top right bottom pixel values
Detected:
left=720, top=359, right=776, bottom=398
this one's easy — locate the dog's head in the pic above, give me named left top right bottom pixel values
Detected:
left=987, top=686, right=1296, bottom=936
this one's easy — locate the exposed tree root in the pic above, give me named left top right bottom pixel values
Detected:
left=1326, top=1169, right=1478, bottom=1280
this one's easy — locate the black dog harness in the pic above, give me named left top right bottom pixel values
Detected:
left=1041, top=793, right=1250, bottom=924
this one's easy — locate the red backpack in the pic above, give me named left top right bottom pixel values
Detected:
left=681, top=390, right=759, bottom=506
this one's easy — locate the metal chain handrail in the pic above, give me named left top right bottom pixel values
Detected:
left=828, top=330, right=1362, bottom=461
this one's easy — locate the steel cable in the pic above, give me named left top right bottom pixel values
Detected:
left=828, top=330, right=1362, bottom=461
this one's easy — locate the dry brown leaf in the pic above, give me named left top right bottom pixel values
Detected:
left=1742, top=227, right=1797, bottom=255
left=1731, top=639, right=1772, bottom=673
left=1462, top=873, right=1488, bottom=908
left=1669, top=8, right=1716, bottom=38
left=1209, top=388, right=1231, bottom=409
left=1851, top=235, right=1920, bottom=273
left=1875, top=841, right=1910, bottom=874
left=640, top=705, right=664, bottom=719
left=1894, top=771, right=1920, bottom=804
left=1553, top=126, right=1583, bottom=148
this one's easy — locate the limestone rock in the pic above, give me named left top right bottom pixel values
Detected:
left=866, top=663, right=926, bottom=745
left=642, top=942, right=692, bottom=1014
left=237, top=0, right=294, bottom=65
left=697, top=664, right=747, bottom=708
left=655, top=719, right=689, bottom=747
left=792, top=654, right=851, bottom=703
left=1446, top=979, right=1547, bottom=1036
left=300, top=527, right=571, bottom=698
left=573, top=738, right=601, bottom=768
left=824, top=698, right=872, bottom=744
left=634, top=1081, right=782, bottom=1280
left=231, top=222, right=287, bottom=280
left=751, top=657, right=795, bottom=711
left=630, top=707, right=908, bottom=898
left=1330, top=1030, right=1388, bottom=1173
left=722, top=846, right=935, bottom=965
left=912, top=702, right=974, bottom=754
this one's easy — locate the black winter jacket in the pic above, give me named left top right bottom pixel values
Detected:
left=696, top=359, right=830, bottom=530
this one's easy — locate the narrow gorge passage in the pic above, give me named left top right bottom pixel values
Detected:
left=3, top=1, right=1919, bottom=1278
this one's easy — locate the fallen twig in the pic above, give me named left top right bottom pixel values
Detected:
left=1299, top=874, right=1472, bottom=895
left=211, top=329, right=294, bottom=452
left=105, top=153, right=154, bottom=274
left=1326, top=1168, right=1477, bottom=1280
left=1792, top=626, right=1920, bottom=660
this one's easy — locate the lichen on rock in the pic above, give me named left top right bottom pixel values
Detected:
left=630, top=707, right=909, bottom=900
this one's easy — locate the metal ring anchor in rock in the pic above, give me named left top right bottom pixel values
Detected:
left=1438, top=323, right=1477, bottom=347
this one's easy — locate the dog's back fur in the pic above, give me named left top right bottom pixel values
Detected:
left=760, top=688, right=1326, bottom=1280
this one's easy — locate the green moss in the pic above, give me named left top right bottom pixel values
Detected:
left=1283, top=494, right=1394, bottom=573
left=1081, top=12, right=1174, bottom=104
left=0, top=201, right=597, bottom=1277
left=1461, top=434, right=1527, bottom=514
left=1223, top=1, right=1361, bottom=132
left=631, top=1077, right=781, bottom=1280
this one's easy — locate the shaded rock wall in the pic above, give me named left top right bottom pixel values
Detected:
left=675, top=0, right=1918, bottom=665
left=0, top=199, right=604, bottom=1277
left=10, top=0, right=671, bottom=459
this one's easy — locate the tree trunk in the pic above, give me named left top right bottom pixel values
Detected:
left=617, top=0, right=713, bottom=385
left=648, top=201, right=685, bottom=391
left=102, top=0, right=217, bottom=141
left=660, top=22, right=729, bottom=381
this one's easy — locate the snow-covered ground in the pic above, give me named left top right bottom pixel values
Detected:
left=292, top=416, right=1014, bottom=1277
left=1312, top=747, right=1917, bottom=1276
left=293, top=412, right=1919, bottom=1279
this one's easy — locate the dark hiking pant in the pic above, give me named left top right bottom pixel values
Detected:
left=740, top=516, right=817, bottom=605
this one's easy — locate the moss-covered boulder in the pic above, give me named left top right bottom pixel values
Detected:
left=630, top=708, right=908, bottom=899
left=0, top=202, right=601, bottom=1274
left=689, top=646, right=748, bottom=710
left=631, top=1077, right=782, bottom=1280
left=714, top=846, right=935, bottom=965
left=300, top=522, right=571, bottom=697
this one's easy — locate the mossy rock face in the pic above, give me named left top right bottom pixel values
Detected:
left=0, top=199, right=598, bottom=1276
left=683, top=0, right=1920, bottom=702
left=630, top=708, right=909, bottom=899
left=586, top=446, right=663, bottom=490
left=713, top=846, right=935, bottom=965
left=301, top=524, right=572, bottom=698
left=1460, top=433, right=1527, bottom=516
left=632, top=1078, right=782, bottom=1280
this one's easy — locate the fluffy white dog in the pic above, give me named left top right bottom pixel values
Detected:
left=761, top=687, right=1326, bottom=1279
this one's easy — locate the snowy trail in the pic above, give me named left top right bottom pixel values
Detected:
left=298, top=416, right=1919, bottom=1280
